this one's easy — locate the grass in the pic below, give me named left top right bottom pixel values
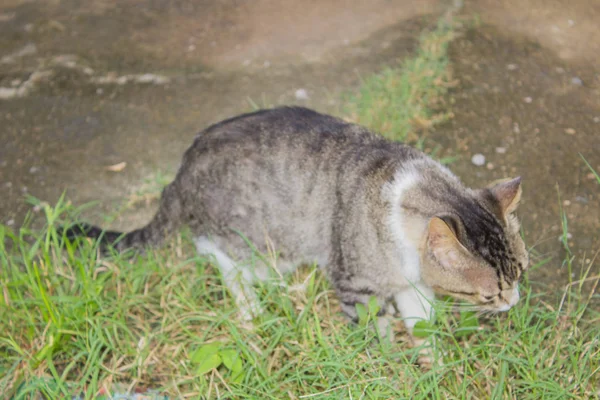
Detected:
left=1, top=203, right=599, bottom=399
left=345, top=18, right=456, bottom=146
left=1, top=16, right=599, bottom=400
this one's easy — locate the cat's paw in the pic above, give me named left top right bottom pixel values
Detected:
left=411, top=337, right=443, bottom=368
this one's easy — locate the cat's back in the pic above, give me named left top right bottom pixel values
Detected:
left=185, top=106, right=422, bottom=176
left=176, top=107, right=420, bottom=263
left=198, top=106, right=380, bottom=150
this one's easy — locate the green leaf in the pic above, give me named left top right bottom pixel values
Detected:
left=367, top=296, right=381, bottom=317
left=191, top=342, right=223, bottom=375
left=454, top=311, right=479, bottom=338
left=413, top=320, right=435, bottom=338
left=221, top=349, right=243, bottom=372
left=190, top=342, right=221, bottom=364
left=231, top=370, right=244, bottom=384
left=196, top=353, right=222, bottom=375
left=355, top=303, right=368, bottom=325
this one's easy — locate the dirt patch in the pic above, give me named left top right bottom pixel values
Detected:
left=432, top=25, right=600, bottom=289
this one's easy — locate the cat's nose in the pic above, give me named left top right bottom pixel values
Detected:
left=497, top=285, right=520, bottom=312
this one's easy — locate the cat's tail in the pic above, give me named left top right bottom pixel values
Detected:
left=61, top=182, right=184, bottom=252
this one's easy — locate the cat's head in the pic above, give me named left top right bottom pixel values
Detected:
left=420, top=177, right=528, bottom=311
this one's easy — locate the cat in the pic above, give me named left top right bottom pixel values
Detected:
left=64, top=106, right=528, bottom=362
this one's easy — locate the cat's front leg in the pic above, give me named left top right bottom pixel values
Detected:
left=394, top=282, right=439, bottom=366
left=338, top=292, right=395, bottom=340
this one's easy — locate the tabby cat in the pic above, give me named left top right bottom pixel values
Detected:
left=66, top=107, right=528, bottom=360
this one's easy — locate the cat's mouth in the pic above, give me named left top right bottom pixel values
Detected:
left=433, top=285, right=520, bottom=312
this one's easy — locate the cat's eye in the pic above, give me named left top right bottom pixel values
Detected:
left=480, top=294, right=497, bottom=304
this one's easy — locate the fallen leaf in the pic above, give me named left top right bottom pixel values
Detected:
left=106, top=162, right=126, bottom=172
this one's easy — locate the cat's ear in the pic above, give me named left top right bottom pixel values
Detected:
left=488, top=176, right=522, bottom=216
left=427, top=216, right=470, bottom=270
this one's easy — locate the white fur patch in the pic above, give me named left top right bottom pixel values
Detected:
left=194, top=236, right=237, bottom=276
left=194, top=236, right=262, bottom=320
left=382, top=167, right=421, bottom=283
left=394, top=282, right=435, bottom=331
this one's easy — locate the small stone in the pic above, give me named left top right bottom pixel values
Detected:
left=471, top=153, right=486, bottom=166
left=564, top=128, right=576, bottom=135
left=263, top=60, right=271, bottom=68
left=593, top=116, right=599, bottom=123
left=4, top=182, right=12, bottom=188
left=495, top=147, right=507, bottom=154
left=571, top=77, right=583, bottom=86
left=575, top=196, right=588, bottom=204
left=588, top=172, right=597, bottom=180
left=33, top=204, right=42, bottom=213
left=6, top=219, right=14, bottom=226
left=563, top=200, right=571, bottom=206
left=506, top=64, right=518, bottom=70
left=555, top=67, right=565, bottom=74
left=29, top=166, right=39, bottom=174
left=96, top=88, right=103, bottom=95
left=24, top=23, right=34, bottom=33
left=523, top=97, right=532, bottom=103
left=513, top=123, right=520, bottom=134
left=294, top=88, right=309, bottom=100
left=242, top=59, right=251, bottom=66
left=187, top=44, right=196, bottom=52
left=568, top=19, right=575, bottom=27
left=21, top=186, right=27, bottom=193
left=486, top=163, right=494, bottom=170
left=11, top=79, right=21, bottom=87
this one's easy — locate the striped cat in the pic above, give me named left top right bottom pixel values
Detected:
left=66, top=107, right=528, bottom=363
